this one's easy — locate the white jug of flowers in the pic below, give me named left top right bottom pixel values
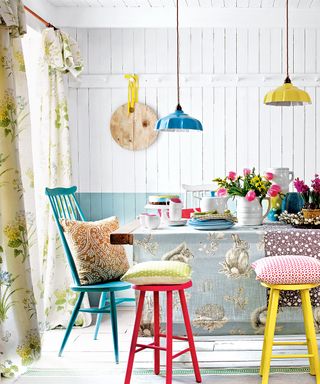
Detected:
left=236, top=196, right=270, bottom=226
left=213, top=168, right=281, bottom=226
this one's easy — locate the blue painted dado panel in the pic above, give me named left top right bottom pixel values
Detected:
left=76, top=193, right=176, bottom=224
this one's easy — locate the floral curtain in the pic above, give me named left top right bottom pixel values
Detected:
left=31, top=28, right=91, bottom=329
left=1, top=3, right=92, bottom=376
left=0, top=0, right=40, bottom=377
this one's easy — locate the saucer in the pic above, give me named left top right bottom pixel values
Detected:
left=167, top=219, right=187, bottom=226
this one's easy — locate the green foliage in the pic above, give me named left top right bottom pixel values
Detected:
left=23, top=290, right=37, bottom=320
left=0, top=91, right=17, bottom=141
left=8, top=239, right=22, bottom=248
left=0, top=153, right=9, bottom=167
left=0, top=119, right=10, bottom=127
left=0, top=360, right=19, bottom=378
left=213, top=168, right=272, bottom=202
left=3, top=214, right=32, bottom=263
left=0, top=271, right=21, bottom=323
left=14, top=249, right=22, bottom=257
left=16, top=330, right=41, bottom=366
left=54, top=288, right=79, bottom=312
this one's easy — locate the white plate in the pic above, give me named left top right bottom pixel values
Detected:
left=167, top=219, right=187, bottom=226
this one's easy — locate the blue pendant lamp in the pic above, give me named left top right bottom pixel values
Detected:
left=155, top=0, right=203, bottom=132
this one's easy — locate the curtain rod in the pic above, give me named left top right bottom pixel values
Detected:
left=24, top=5, right=58, bottom=30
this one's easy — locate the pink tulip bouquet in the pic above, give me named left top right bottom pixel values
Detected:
left=213, top=168, right=281, bottom=203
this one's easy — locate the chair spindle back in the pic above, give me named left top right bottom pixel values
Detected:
left=45, top=186, right=85, bottom=286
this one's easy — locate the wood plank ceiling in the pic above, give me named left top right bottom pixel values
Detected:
left=47, top=0, right=320, bottom=8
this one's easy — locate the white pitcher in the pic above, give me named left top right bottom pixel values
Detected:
left=236, top=197, right=271, bottom=226
left=267, top=167, right=294, bottom=194
left=169, top=201, right=183, bottom=221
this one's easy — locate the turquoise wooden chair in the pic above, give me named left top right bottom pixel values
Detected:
left=46, top=186, right=134, bottom=363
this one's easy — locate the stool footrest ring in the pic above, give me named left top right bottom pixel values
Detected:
left=135, top=342, right=192, bottom=360
left=135, top=343, right=166, bottom=353
left=159, top=333, right=189, bottom=341
left=273, top=341, right=307, bottom=346
left=271, top=354, right=314, bottom=359
left=172, top=348, right=191, bottom=360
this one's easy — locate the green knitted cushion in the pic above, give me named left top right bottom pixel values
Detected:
left=121, top=261, right=192, bottom=285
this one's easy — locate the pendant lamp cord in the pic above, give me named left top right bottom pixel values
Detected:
left=284, top=0, right=291, bottom=83
left=176, top=0, right=182, bottom=111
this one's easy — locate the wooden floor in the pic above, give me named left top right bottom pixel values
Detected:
left=11, top=307, right=319, bottom=384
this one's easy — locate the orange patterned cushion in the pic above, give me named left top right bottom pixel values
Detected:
left=60, top=217, right=129, bottom=285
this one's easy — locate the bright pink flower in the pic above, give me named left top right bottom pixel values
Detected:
left=228, top=171, right=237, bottom=181
left=294, top=178, right=309, bottom=193
left=243, top=168, right=251, bottom=176
left=265, top=172, right=274, bottom=181
left=301, top=184, right=310, bottom=193
left=267, top=184, right=281, bottom=197
left=216, top=188, right=227, bottom=197
left=311, top=174, right=320, bottom=193
left=245, top=190, right=256, bottom=202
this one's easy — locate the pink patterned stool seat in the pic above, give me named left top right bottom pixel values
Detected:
left=124, top=281, right=202, bottom=384
left=251, top=255, right=320, bottom=285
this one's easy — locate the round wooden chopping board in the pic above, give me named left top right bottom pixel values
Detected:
left=110, top=103, right=158, bottom=151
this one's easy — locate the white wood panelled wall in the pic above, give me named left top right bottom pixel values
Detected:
left=66, top=27, right=320, bottom=194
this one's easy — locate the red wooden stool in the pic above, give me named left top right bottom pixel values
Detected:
left=124, top=280, right=202, bottom=384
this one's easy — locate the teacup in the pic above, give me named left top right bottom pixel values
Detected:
left=138, top=213, right=150, bottom=228
left=145, top=214, right=160, bottom=230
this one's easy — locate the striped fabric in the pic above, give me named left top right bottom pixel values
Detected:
left=121, top=261, right=192, bottom=285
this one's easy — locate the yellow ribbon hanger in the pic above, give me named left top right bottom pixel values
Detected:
left=124, top=74, right=139, bottom=114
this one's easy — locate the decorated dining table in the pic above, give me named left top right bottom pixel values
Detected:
left=111, top=169, right=320, bottom=337
left=112, top=221, right=320, bottom=337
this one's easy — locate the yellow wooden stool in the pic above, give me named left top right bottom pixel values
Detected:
left=260, top=282, right=320, bottom=384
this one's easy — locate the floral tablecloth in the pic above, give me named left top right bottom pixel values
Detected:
left=133, top=224, right=320, bottom=336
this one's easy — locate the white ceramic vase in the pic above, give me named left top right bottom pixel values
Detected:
left=236, top=197, right=270, bottom=226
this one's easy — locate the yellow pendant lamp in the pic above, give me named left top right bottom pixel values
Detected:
left=264, top=0, right=311, bottom=106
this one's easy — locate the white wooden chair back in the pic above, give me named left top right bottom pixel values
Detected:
left=182, top=183, right=217, bottom=208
